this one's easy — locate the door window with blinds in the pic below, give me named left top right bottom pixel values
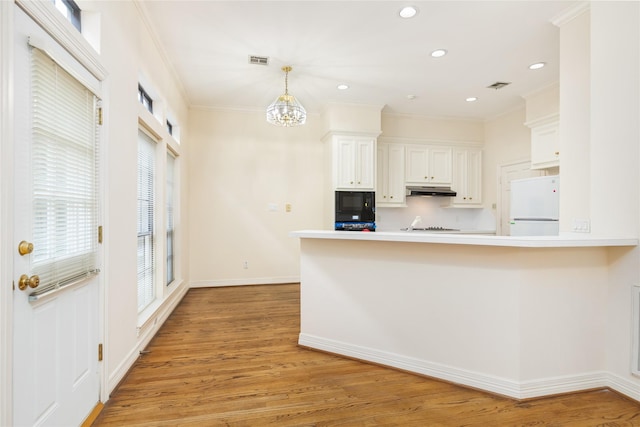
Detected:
left=30, top=47, right=99, bottom=294
left=137, top=130, right=156, bottom=312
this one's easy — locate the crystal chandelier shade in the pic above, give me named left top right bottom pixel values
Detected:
left=266, top=66, right=307, bottom=127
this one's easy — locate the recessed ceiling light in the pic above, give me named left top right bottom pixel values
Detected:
left=431, top=49, right=448, bottom=58
left=529, top=62, right=546, bottom=70
left=337, top=84, right=349, bottom=90
left=466, top=97, right=478, bottom=102
left=399, top=6, right=418, bottom=18
left=407, top=95, right=417, bottom=100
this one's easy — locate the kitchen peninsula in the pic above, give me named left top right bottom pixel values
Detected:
left=291, top=230, right=637, bottom=400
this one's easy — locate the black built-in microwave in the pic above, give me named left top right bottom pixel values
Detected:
left=335, top=191, right=376, bottom=231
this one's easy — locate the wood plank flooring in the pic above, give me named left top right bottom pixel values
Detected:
left=93, top=284, right=640, bottom=426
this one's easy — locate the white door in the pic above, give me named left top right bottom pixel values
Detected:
left=12, top=6, right=101, bottom=426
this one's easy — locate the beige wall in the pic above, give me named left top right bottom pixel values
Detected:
left=381, top=113, right=484, bottom=142
left=187, top=108, right=324, bottom=286
left=558, top=7, right=592, bottom=234
left=483, top=107, right=532, bottom=210
left=81, top=1, right=191, bottom=392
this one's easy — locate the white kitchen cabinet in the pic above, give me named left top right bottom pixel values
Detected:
left=451, top=147, right=482, bottom=206
left=335, top=136, right=375, bottom=190
left=528, top=115, right=559, bottom=169
left=405, top=145, right=452, bottom=185
left=376, top=143, right=405, bottom=207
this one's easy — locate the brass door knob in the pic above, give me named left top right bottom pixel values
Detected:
left=18, top=241, right=34, bottom=256
left=18, top=274, right=40, bottom=291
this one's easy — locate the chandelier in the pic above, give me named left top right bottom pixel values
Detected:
left=266, top=66, right=307, bottom=127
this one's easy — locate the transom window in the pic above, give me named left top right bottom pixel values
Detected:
left=138, top=84, right=153, bottom=113
left=52, top=0, right=81, bottom=31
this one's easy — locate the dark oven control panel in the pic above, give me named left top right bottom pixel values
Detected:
left=335, top=222, right=376, bottom=231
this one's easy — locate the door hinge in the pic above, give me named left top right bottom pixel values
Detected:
left=98, top=343, right=103, bottom=361
left=98, top=226, right=103, bottom=244
left=97, top=107, right=103, bottom=125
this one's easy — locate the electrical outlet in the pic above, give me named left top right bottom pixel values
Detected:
left=572, top=218, right=591, bottom=233
left=243, top=261, right=249, bottom=269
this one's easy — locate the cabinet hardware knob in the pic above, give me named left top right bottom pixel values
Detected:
left=554, top=151, right=560, bottom=155
left=350, top=181, right=354, bottom=184
left=390, top=196, right=393, bottom=199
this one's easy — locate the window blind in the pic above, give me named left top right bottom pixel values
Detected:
left=166, top=152, right=175, bottom=286
left=30, top=47, right=99, bottom=292
left=137, top=130, right=156, bottom=312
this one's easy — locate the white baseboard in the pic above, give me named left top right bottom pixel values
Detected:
left=298, top=333, right=612, bottom=400
left=608, top=372, right=640, bottom=402
left=190, top=276, right=300, bottom=288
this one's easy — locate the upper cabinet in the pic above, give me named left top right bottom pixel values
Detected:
left=527, top=115, right=559, bottom=169
left=451, top=147, right=482, bottom=206
left=377, top=143, right=406, bottom=207
left=523, top=84, right=559, bottom=170
left=334, top=136, right=376, bottom=190
left=405, top=145, right=452, bottom=185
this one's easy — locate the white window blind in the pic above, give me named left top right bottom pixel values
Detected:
left=138, top=130, right=156, bottom=312
left=31, top=47, right=99, bottom=292
left=166, top=152, right=175, bottom=286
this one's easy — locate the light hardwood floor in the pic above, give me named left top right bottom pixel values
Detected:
left=93, top=284, right=640, bottom=426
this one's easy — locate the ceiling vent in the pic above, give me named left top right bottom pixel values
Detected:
left=487, top=81, right=511, bottom=90
left=249, top=55, right=269, bottom=66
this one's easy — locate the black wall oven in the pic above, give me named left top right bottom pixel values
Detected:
left=335, top=191, right=376, bottom=231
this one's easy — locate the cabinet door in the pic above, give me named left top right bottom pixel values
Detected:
left=531, top=121, right=559, bottom=169
left=429, top=147, right=452, bottom=184
left=405, top=146, right=429, bottom=183
left=335, top=139, right=356, bottom=188
left=387, top=144, right=406, bottom=203
left=356, top=139, right=375, bottom=189
left=376, top=145, right=389, bottom=201
left=465, top=149, right=482, bottom=204
left=452, top=149, right=468, bottom=204
left=452, top=148, right=482, bottom=206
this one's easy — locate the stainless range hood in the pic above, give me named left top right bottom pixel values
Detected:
left=406, top=186, right=457, bottom=197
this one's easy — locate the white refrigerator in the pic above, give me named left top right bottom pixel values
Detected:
left=509, top=175, right=559, bottom=236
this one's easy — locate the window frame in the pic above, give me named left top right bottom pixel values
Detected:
left=165, top=151, right=176, bottom=286
left=136, top=74, right=182, bottom=328
left=137, top=128, right=157, bottom=313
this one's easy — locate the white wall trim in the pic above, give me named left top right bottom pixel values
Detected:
left=0, top=1, right=15, bottom=424
left=190, top=277, right=300, bottom=288
left=15, top=0, right=106, bottom=80
left=608, top=372, right=640, bottom=402
left=299, top=333, right=611, bottom=401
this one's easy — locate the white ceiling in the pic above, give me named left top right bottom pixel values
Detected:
left=139, top=1, right=578, bottom=121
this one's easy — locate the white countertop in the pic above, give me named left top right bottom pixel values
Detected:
left=290, top=230, right=638, bottom=248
